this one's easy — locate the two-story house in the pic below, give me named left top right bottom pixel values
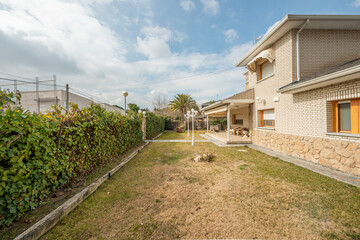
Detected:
left=202, top=14, right=360, bottom=176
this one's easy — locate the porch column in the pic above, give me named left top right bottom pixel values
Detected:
left=206, top=115, right=209, bottom=133
left=227, top=104, right=230, bottom=142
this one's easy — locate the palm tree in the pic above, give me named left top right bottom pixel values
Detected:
left=169, top=94, right=198, bottom=128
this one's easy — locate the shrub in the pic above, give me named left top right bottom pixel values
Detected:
left=145, top=112, right=165, bottom=139
left=0, top=90, right=145, bottom=226
left=164, top=116, right=173, bottom=130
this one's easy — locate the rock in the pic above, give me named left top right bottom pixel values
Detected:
left=343, top=158, right=355, bottom=168
left=320, top=148, right=335, bottom=159
left=313, top=141, right=323, bottom=150
left=335, top=147, right=352, bottom=158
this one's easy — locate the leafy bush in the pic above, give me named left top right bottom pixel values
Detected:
left=164, top=116, right=173, bottom=130
left=0, top=90, right=146, bottom=226
left=145, top=112, right=165, bottom=139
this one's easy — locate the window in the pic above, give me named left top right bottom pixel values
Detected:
left=233, top=114, right=243, bottom=125
left=332, top=99, right=360, bottom=134
left=258, top=60, right=274, bottom=80
left=259, top=109, right=275, bottom=127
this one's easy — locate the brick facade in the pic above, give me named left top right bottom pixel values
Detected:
left=245, top=28, right=360, bottom=175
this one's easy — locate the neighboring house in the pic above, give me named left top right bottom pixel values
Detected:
left=20, top=90, right=124, bottom=114
left=202, top=14, right=360, bottom=175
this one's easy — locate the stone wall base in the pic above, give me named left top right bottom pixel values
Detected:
left=252, top=130, right=360, bottom=175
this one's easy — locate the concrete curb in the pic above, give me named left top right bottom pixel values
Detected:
left=151, top=132, right=163, bottom=140
left=14, top=142, right=149, bottom=240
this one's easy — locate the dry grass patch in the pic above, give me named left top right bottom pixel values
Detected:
left=42, top=143, right=360, bottom=240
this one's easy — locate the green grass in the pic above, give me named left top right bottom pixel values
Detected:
left=36, top=142, right=360, bottom=239
left=157, top=130, right=206, bottom=140
left=0, top=143, right=144, bottom=240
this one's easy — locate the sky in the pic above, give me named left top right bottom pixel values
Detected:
left=0, top=0, right=359, bottom=109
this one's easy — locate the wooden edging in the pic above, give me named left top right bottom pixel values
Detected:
left=14, top=141, right=149, bottom=240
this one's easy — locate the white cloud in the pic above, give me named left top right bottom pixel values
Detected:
left=174, top=30, right=188, bottom=43
left=136, top=25, right=187, bottom=58
left=351, top=0, right=360, bottom=7
left=180, top=0, right=195, bottom=11
left=0, top=0, right=253, bottom=109
left=223, top=29, right=238, bottom=43
left=200, top=0, right=219, bottom=15
left=136, top=36, right=172, bottom=59
left=141, top=25, right=172, bottom=41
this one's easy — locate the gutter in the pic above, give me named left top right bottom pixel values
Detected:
left=296, top=19, right=310, bottom=80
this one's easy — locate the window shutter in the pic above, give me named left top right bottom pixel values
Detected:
left=351, top=99, right=360, bottom=134
left=233, top=114, right=236, bottom=124
left=332, top=101, right=339, bottom=132
left=260, top=110, right=264, bottom=127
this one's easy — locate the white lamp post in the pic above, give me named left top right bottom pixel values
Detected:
left=190, top=108, right=198, bottom=146
left=184, top=111, right=191, bottom=137
left=122, top=91, right=128, bottom=115
left=139, top=110, right=146, bottom=140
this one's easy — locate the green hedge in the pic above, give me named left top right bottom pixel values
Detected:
left=145, top=112, right=165, bottom=139
left=0, top=90, right=146, bottom=226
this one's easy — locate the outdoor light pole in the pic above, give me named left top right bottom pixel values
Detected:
left=122, top=91, right=128, bottom=115
left=184, top=111, right=191, bottom=137
left=190, top=108, right=198, bottom=146
left=139, top=110, right=146, bottom=141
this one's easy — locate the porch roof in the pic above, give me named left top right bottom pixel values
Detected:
left=201, top=89, right=254, bottom=115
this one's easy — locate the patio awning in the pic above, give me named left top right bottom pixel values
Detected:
left=201, top=89, right=254, bottom=116
left=204, top=105, right=228, bottom=115
left=246, top=48, right=275, bottom=73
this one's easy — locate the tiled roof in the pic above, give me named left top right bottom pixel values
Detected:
left=279, top=58, right=360, bottom=90
left=226, top=88, right=254, bottom=100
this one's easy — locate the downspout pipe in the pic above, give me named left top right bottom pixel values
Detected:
left=296, top=19, right=310, bottom=81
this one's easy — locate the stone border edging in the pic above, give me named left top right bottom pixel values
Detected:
left=14, top=142, right=149, bottom=240
left=152, top=132, right=163, bottom=140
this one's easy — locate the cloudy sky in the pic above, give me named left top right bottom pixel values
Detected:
left=0, top=0, right=359, bottom=109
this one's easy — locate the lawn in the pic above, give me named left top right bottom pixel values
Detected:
left=0, top=144, right=145, bottom=240
left=41, top=142, right=360, bottom=240
left=157, top=130, right=206, bottom=140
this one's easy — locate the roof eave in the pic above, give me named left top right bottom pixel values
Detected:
left=279, top=66, right=360, bottom=94
left=235, top=14, right=290, bottom=67
left=236, top=14, right=360, bottom=68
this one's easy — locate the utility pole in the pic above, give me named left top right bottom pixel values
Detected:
left=66, top=84, right=69, bottom=112
left=53, top=75, right=57, bottom=104
left=36, top=77, right=40, bottom=114
left=14, top=80, right=18, bottom=105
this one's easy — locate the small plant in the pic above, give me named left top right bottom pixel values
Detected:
left=193, top=152, right=215, bottom=162
left=238, top=164, right=249, bottom=170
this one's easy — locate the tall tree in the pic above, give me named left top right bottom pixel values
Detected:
left=169, top=94, right=198, bottom=126
left=127, top=103, right=140, bottom=113
left=153, top=93, right=169, bottom=116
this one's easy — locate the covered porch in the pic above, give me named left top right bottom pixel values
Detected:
left=201, top=89, right=254, bottom=144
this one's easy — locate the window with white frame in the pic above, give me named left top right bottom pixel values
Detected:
left=259, top=109, right=275, bottom=127
left=258, top=60, right=274, bottom=81
left=232, top=114, right=243, bottom=125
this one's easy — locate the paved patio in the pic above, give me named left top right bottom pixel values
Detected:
left=205, top=131, right=252, bottom=144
